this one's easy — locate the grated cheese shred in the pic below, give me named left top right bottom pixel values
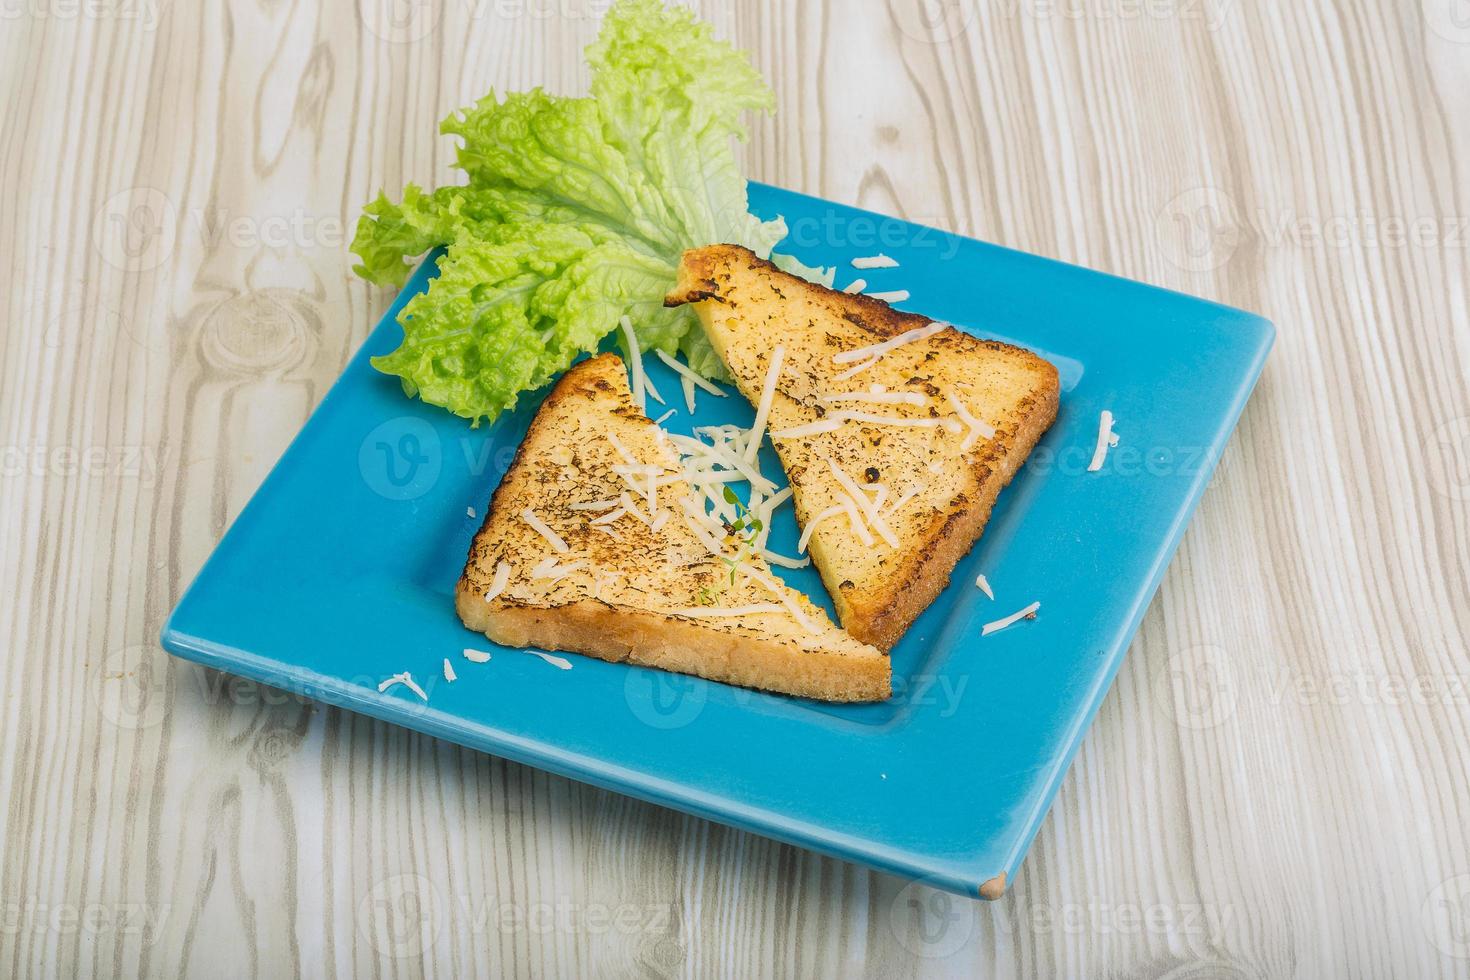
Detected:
left=654, top=350, right=726, bottom=396
left=521, top=508, right=569, bottom=553
left=833, top=322, right=945, bottom=365
left=824, top=455, right=898, bottom=547
left=484, top=561, right=513, bottom=602
left=836, top=493, right=874, bottom=547
left=1088, top=410, right=1118, bottom=472
left=947, top=390, right=996, bottom=451
left=738, top=565, right=822, bottom=635
left=886, top=486, right=920, bottom=520
left=833, top=357, right=882, bottom=382
left=820, top=385, right=928, bottom=408
left=532, top=558, right=586, bottom=581
left=975, top=573, right=994, bottom=600
left=605, top=432, right=636, bottom=467
left=620, top=315, right=646, bottom=415
left=378, top=671, right=428, bottom=701
left=744, top=344, right=785, bottom=463
left=982, top=601, right=1040, bottom=636
left=797, top=504, right=846, bottom=554
left=762, top=550, right=810, bottom=569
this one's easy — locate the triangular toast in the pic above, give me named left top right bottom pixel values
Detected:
left=456, top=352, right=890, bottom=702
left=665, top=245, right=1059, bottom=650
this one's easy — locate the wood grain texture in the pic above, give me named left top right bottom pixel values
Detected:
left=2, top=0, right=1468, bottom=976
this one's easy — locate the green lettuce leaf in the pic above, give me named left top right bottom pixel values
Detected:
left=372, top=223, right=699, bottom=422
left=585, top=0, right=786, bottom=254
left=352, top=0, right=806, bottom=424
left=352, top=185, right=462, bottom=288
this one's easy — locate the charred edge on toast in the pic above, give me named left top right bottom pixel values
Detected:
left=666, top=244, right=1058, bottom=370
left=852, top=395, right=1057, bottom=650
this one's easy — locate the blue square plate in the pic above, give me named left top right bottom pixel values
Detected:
left=162, top=183, right=1272, bottom=898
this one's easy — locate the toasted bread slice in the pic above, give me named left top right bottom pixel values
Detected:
left=456, top=352, right=889, bottom=702
left=665, top=244, right=1059, bottom=650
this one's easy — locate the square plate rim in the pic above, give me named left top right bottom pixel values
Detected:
left=161, top=182, right=1275, bottom=899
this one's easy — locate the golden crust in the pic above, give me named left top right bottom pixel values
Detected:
left=457, top=352, right=890, bottom=703
left=667, top=245, right=1060, bottom=650
left=455, top=594, right=890, bottom=702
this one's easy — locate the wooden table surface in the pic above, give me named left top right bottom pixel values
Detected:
left=4, top=0, right=1468, bottom=976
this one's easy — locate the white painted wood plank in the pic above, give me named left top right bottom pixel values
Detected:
left=1, top=1, right=1466, bottom=977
